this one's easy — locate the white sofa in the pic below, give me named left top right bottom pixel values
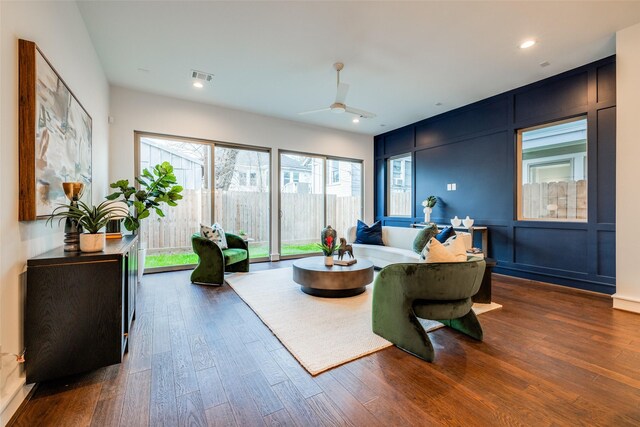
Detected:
left=346, top=225, right=473, bottom=268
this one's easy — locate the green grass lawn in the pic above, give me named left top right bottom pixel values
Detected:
left=145, top=242, right=320, bottom=268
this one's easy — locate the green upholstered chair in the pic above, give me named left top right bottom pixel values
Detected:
left=191, top=233, right=249, bottom=285
left=372, top=259, right=486, bottom=362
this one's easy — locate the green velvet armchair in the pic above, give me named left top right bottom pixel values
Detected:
left=372, top=259, right=486, bottom=362
left=191, top=233, right=249, bottom=285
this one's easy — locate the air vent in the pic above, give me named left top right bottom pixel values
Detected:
left=191, top=70, right=214, bottom=82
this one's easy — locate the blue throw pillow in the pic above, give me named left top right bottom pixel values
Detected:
left=354, top=220, right=384, bottom=245
left=435, top=226, right=456, bottom=243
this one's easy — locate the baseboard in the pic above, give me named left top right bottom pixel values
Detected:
left=0, top=377, right=33, bottom=426
left=612, top=293, right=640, bottom=314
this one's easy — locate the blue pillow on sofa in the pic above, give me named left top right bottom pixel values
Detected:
left=354, top=220, right=384, bottom=245
left=435, top=226, right=456, bottom=243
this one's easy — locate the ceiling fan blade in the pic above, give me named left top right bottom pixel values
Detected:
left=335, top=83, right=350, bottom=104
left=298, top=108, right=331, bottom=115
left=345, top=106, right=376, bottom=119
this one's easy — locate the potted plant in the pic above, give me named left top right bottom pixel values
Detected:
left=107, top=161, right=183, bottom=278
left=47, top=201, right=129, bottom=252
left=317, top=234, right=339, bottom=266
left=421, top=196, right=437, bottom=223
left=107, top=161, right=183, bottom=231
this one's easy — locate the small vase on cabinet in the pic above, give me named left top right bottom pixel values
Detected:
left=423, top=207, right=432, bottom=224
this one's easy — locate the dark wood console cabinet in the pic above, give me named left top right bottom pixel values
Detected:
left=26, top=235, right=138, bottom=383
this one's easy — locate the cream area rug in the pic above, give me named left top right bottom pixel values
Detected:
left=225, top=267, right=502, bottom=375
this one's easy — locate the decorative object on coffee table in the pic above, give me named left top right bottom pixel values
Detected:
left=318, top=225, right=339, bottom=266
left=422, top=195, right=437, bottom=223
left=451, top=216, right=462, bottom=227
left=337, top=237, right=354, bottom=261
left=61, top=182, right=84, bottom=252
left=293, top=257, right=374, bottom=297
left=18, top=39, right=92, bottom=221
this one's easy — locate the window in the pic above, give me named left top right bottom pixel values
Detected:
left=517, top=117, right=587, bottom=221
left=387, top=153, right=412, bottom=216
left=283, top=171, right=291, bottom=184
left=249, top=172, right=257, bottom=186
left=293, top=172, right=300, bottom=183
left=238, top=171, right=247, bottom=185
left=328, top=160, right=340, bottom=184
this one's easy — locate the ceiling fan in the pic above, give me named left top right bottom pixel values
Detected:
left=298, top=62, right=376, bottom=119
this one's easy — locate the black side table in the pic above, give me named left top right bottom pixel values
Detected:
left=472, top=258, right=496, bottom=304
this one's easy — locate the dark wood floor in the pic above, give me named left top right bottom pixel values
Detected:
left=11, top=261, right=640, bottom=426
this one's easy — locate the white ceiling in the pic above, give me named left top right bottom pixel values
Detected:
left=77, top=1, right=640, bottom=136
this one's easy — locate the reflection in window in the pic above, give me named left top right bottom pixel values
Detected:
left=388, top=154, right=412, bottom=216
left=518, top=117, right=587, bottom=221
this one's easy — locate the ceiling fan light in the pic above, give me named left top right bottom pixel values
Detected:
left=330, top=102, right=346, bottom=113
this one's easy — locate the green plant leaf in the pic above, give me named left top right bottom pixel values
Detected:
left=105, top=192, right=121, bottom=200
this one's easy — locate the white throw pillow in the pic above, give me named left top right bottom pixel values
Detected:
left=212, top=223, right=228, bottom=249
left=200, top=223, right=228, bottom=249
left=422, top=237, right=467, bottom=263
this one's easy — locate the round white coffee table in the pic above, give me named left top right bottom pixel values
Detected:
left=292, top=257, right=374, bottom=298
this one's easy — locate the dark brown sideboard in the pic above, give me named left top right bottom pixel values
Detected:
left=25, top=235, right=138, bottom=383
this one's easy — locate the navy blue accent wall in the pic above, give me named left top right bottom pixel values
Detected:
left=374, top=56, right=616, bottom=294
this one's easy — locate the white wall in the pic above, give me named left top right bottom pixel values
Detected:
left=109, top=86, right=373, bottom=257
left=0, top=1, right=109, bottom=422
left=614, top=22, right=640, bottom=313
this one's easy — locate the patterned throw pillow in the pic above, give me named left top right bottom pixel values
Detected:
left=200, top=223, right=228, bottom=249
left=421, top=235, right=467, bottom=262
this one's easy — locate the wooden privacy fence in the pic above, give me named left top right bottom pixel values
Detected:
left=143, top=190, right=361, bottom=254
left=389, top=191, right=411, bottom=216
left=522, top=180, right=587, bottom=220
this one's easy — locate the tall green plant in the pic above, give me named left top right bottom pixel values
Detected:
left=107, top=161, right=183, bottom=231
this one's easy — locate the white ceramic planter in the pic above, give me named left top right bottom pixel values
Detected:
left=324, top=256, right=334, bottom=267
left=80, top=233, right=105, bottom=252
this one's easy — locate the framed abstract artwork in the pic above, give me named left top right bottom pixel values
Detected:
left=19, top=39, right=92, bottom=220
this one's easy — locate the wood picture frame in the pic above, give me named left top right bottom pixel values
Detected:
left=19, top=39, right=92, bottom=221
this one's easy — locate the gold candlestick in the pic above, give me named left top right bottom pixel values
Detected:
left=62, top=182, right=84, bottom=252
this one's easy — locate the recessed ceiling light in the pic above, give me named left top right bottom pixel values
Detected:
left=352, top=118, right=360, bottom=123
left=193, top=81, right=204, bottom=88
left=519, top=39, right=536, bottom=49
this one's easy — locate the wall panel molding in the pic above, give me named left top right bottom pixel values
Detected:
left=374, top=55, right=616, bottom=293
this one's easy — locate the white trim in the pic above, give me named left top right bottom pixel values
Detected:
left=0, top=377, right=32, bottom=426
left=612, top=293, right=640, bottom=314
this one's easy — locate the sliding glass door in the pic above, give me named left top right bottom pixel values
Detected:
left=214, top=146, right=270, bottom=259
left=280, top=153, right=325, bottom=256
left=137, top=133, right=270, bottom=271
left=279, top=151, right=362, bottom=258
